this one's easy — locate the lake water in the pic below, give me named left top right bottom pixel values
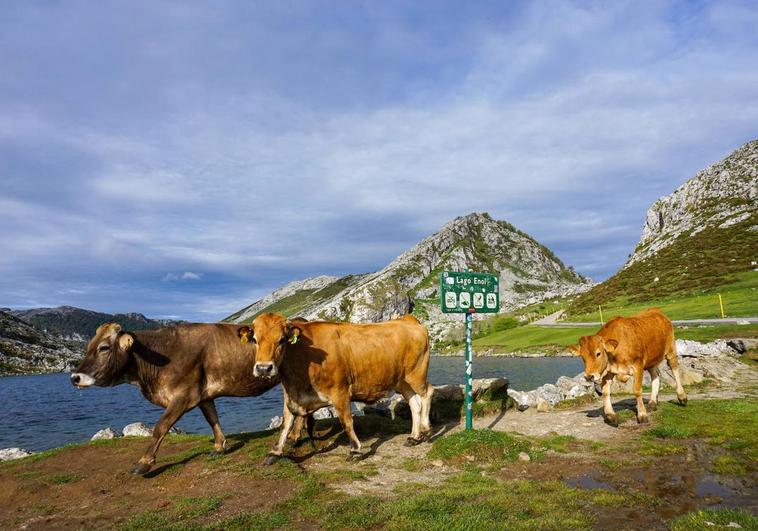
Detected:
left=0, top=356, right=582, bottom=451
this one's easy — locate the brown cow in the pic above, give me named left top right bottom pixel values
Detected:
left=237, top=313, right=433, bottom=463
left=71, top=322, right=304, bottom=475
left=568, top=309, right=687, bottom=426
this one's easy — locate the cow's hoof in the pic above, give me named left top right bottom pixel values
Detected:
left=130, top=462, right=152, bottom=476
left=604, top=414, right=619, bottom=427
left=678, top=395, right=688, bottom=406
left=347, top=452, right=363, bottom=462
left=647, top=401, right=658, bottom=412
left=263, top=454, right=280, bottom=466
left=404, top=437, right=423, bottom=447
left=637, top=415, right=649, bottom=424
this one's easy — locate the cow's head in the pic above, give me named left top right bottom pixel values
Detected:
left=568, top=334, right=618, bottom=384
left=71, top=323, right=134, bottom=388
left=237, top=313, right=300, bottom=378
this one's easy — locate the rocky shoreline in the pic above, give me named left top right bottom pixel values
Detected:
left=2, top=338, right=753, bottom=462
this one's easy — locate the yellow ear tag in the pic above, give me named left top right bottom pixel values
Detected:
left=240, top=331, right=249, bottom=344
left=289, top=334, right=298, bottom=345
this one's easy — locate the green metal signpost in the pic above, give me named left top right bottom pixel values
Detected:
left=439, top=271, right=500, bottom=430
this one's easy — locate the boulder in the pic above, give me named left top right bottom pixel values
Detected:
left=507, top=389, right=536, bottom=411
left=0, top=448, right=34, bottom=461
left=364, top=393, right=406, bottom=420
left=536, top=399, right=550, bottom=412
left=267, top=416, right=283, bottom=430
left=122, top=422, right=152, bottom=437
left=534, top=383, right=562, bottom=406
left=91, top=427, right=119, bottom=441
left=313, top=406, right=337, bottom=420
left=471, top=378, right=508, bottom=400
left=432, top=384, right=464, bottom=402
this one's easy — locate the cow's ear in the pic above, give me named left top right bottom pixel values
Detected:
left=118, top=333, right=134, bottom=352
left=567, top=344, right=580, bottom=356
left=238, top=326, right=253, bottom=344
left=286, top=322, right=301, bottom=345
left=604, top=339, right=619, bottom=353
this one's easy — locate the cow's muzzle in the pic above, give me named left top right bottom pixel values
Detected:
left=254, top=363, right=276, bottom=378
left=70, top=373, right=96, bottom=388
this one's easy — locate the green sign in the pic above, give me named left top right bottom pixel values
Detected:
left=439, top=271, right=499, bottom=314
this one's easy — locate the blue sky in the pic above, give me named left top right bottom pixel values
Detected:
left=1, top=1, right=757, bottom=321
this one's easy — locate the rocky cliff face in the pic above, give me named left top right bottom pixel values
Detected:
left=226, top=212, right=592, bottom=341
left=0, top=310, right=82, bottom=375
left=567, top=139, right=758, bottom=314
left=629, top=139, right=758, bottom=267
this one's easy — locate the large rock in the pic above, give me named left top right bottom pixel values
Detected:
left=471, top=378, right=508, bottom=400
left=91, top=427, right=120, bottom=441
left=122, top=422, right=152, bottom=437
left=508, top=389, right=537, bottom=411
left=267, top=416, right=283, bottom=430
left=0, top=448, right=34, bottom=461
left=534, top=383, right=562, bottom=406
left=432, top=384, right=464, bottom=402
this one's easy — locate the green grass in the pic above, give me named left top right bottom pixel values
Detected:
left=568, top=270, right=758, bottom=322
left=472, top=320, right=758, bottom=353
left=122, top=495, right=223, bottom=530
left=644, top=399, right=757, bottom=473
left=428, top=429, right=538, bottom=465
left=670, top=508, right=758, bottom=531
left=537, top=434, right=576, bottom=453
left=474, top=326, right=585, bottom=351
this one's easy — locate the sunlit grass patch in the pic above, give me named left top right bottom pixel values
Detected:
left=121, top=495, right=223, bottom=530
left=428, top=429, right=538, bottom=466
left=670, top=508, right=758, bottom=531
left=710, top=455, right=747, bottom=475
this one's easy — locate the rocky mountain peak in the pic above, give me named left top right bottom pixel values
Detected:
left=629, top=139, right=757, bottom=266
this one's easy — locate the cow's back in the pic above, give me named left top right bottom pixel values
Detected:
left=599, top=309, right=673, bottom=368
left=133, top=324, right=276, bottom=400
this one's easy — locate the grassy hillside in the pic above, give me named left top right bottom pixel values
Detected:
left=472, top=322, right=758, bottom=354
left=567, top=271, right=757, bottom=323
left=566, top=212, right=758, bottom=317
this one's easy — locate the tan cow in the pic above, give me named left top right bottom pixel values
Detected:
left=568, top=308, right=687, bottom=426
left=237, top=313, right=433, bottom=463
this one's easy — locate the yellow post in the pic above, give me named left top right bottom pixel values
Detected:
left=718, top=294, right=725, bottom=319
left=599, top=305, right=604, bottom=324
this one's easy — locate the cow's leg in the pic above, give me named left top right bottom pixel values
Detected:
left=647, top=366, right=660, bottom=412
left=287, top=415, right=305, bottom=444
left=666, top=344, right=687, bottom=405
left=419, top=383, right=434, bottom=440
left=332, top=394, right=362, bottom=460
left=131, top=396, right=191, bottom=475
left=398, top=382, right=423, bottom=446
left=601, top=374, right=618, bottom=427
left=199, top=400, right=226, bottom=456
left=266, top=404, right=297, bottom=466
left=634, top=363, right=649, bottom=424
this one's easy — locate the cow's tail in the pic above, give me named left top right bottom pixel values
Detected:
left=665, top=328, right=680, bottom=370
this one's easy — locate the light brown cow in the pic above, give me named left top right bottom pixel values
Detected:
left=237, top=313, right=433, bottom=463
left=568, top=308, right=687, bottom=426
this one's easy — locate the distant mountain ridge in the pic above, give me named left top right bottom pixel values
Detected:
left=225, top=212, right=592, bottom=342
left=11, top=306, right=183, bottom=342
left=568, top=138, right=758, bottom=314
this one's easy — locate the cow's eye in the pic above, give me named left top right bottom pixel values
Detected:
left=98, top=344, right=110, bottom=353
left=595, top=351, right=601, bottom=358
